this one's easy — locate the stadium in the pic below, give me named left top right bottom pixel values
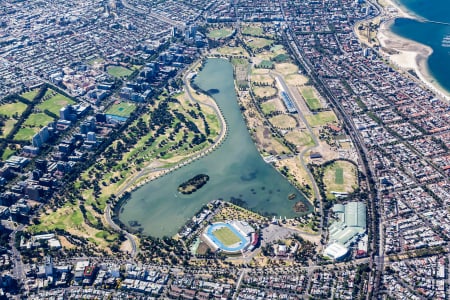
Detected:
left=202, top=221, right=258, bottom=254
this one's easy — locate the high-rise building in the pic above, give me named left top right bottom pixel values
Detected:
left=32, top=133, right=42, bottom=148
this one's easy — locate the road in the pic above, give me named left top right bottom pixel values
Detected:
left=105, top=204, right=137, bottom=258
left=233, top=268, right=248, bottom=300
left=280, top=5, right=381, bottom=294
left=10, top=224, right=25, bottom=282
left=271, top=72, right=323, bottom=233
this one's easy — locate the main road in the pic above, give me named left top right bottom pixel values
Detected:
left=280, top=3, right=380, bottom=294
left=10, top=224, right=25, bottom=282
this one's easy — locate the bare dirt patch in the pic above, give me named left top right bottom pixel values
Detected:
left=269, top=114, right=297, bottom=129
left=285, top=74, right=308, bottom=86
left=275, top=63, right=299, bottom=76
left=253, top=86, right=277, bottom=98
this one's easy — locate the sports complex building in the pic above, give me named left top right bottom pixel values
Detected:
left=202, top=221, right=258, bottom=254
left=324, top=202, right=366, bottom=260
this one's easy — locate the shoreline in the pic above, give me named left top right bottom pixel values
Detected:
left=374, top=0, right=450, bottom=100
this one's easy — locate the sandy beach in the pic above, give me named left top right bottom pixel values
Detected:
left=380, top=0, right=413, bottom=18
left=376, top=0, right=450, bottom=100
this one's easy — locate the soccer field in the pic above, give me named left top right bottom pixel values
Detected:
left=212, top=227, right=241, bottom=246
left=300, top=86, right=321, bottom=110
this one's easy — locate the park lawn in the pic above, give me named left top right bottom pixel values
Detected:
left=87, top=57, right=105, bottom=65
left=217, top=46, right=248, bottom=56
left=253, top=86, right=277, bottom=98
left=14, top=127, right=38, bottom=141
left=207, top=27, right=234, bottom=39
left=285, top=131, right=315, bottom=147
left=212, top=203, right=267, bottom=223
left=107, top=66, right=133, bottom=78
left=261, top=102, right=277, bottom=115
left=251, top=74, right=274, bottom=85
left=30, top=202, right=83, bottom=232
left=1, top=119, right=18, bottom=138
left=305, top=111, right=337, bottom=127
left=242, top=25, right=264, bottom=36
left=323, top=160, right=358, bottom=199
left=269, top=114, right=297, bottom=129
left=205, top=110, right=220, bottom=137
left=2, top=147, right=15, bottom=160
left=272, top=53, right=290, bottom=63
left=212, top=227, right=241, bottom=246
left=23, top=113, right=54, bottom=127
left=106, top=102, right=136, bottom=117
left=30, top=201, right=117, bottom=249
left=300, top=86, right=322, bottom=110
left=247, top=37, right=273, bottom=50
left=255, top=126, right=291, bottom=155
left=0, top=101, right=28, bottom=117
left=270, top=44, right=284, bottom=52
left=95, top=230, right=118, bottom=242
left=231, top=57, right=248, bottom=66
left=38, top=92, right=75, bottom=115
left=258, top=60, right=273, bottom=69
left=21, top=89, right=39, bottom=101
left=85, top=208, right=99, bottom=226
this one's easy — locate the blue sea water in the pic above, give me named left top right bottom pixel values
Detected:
left=390, top=0, right=450, bottom=92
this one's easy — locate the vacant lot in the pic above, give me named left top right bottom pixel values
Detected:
left=212, top=227, right=241, bottom=246
left=106, top=102, right=136, bottom=117
left=323, top=160, right=358, bottom=199
left=305, top=111, right=337, bottom=127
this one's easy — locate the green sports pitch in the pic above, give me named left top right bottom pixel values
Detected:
left=105, top=102, right=136, bottom=117
left=335, top=167, right=344, bottom=185
left=212, top=227, right=241, bottom=246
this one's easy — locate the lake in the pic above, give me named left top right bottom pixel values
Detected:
left=118, top=58, right=313, bottom=238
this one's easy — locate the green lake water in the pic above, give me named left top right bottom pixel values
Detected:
left=118, top=58, right=313, bottom=238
